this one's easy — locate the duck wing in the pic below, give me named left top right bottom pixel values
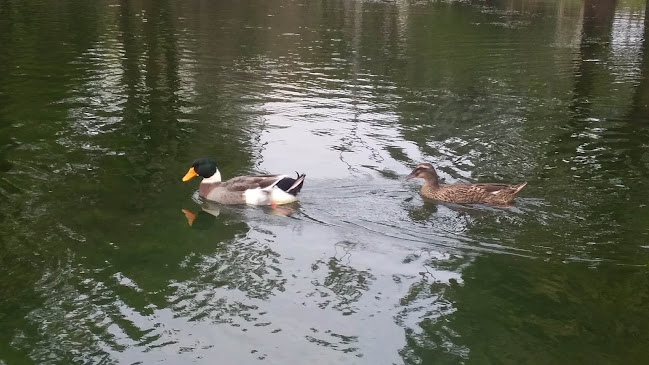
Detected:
left=470, top=182, right=528, bottom=201
left=472, top=183, right=516, bottom=193
left=220, top=174, right=286, bottom=191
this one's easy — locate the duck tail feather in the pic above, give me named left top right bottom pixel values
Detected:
left=286, top=173, right=306, bottom=195
left=287, top=173, right=306, bottom=196
left=274, top=173, right=306, bottom=196
left=513, top=182, right=527, bottom=194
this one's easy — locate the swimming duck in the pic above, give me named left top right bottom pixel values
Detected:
left=182, top=158, right=306, bottom=206
left=405, top=163, right=526, bottom=205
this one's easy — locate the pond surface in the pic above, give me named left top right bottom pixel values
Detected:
left=1, top=0, right=649, bottom=363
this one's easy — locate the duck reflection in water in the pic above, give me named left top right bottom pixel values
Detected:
left=181, top=198, right=225, bottom=229
left=182, top=199, right=297, bottom=228
left=182, top=208, right=217, bottom=229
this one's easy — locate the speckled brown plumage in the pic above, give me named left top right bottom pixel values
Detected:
left=406, top=163, right=526, bottom=205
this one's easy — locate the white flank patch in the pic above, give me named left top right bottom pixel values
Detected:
left=242, top=175, right=300, bottom=205
left=244, top=188, right=270, bottom=205
left=269, top=187, right=298, bottom=204
left=243, top=186, right=298, bottom=205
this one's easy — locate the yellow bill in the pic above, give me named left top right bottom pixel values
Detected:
left=182, top=167, right=198, bottom=182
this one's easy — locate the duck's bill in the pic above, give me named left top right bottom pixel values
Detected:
left=404, top=173, right=416, bottom=181
left=182, top=167, right=197, bottom=182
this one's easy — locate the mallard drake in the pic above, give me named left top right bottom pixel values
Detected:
left=182, top=158, right=306, bottom=206
left=405, top=163, right=526, bottom=205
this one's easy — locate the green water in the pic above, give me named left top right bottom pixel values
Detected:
left=1, top=0, right=649, bottom=363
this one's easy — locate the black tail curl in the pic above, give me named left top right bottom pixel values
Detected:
left=275, top=172, right=306, bottom=196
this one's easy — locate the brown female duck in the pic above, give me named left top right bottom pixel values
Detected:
left=182, top=158, right=306, bottom=206
left=405, top=163, right=526, bottom=205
